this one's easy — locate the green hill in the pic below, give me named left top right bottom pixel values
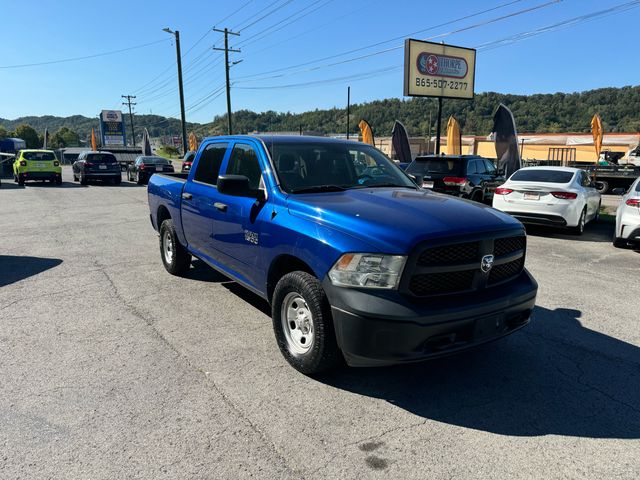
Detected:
left=2, top=86, right=639, bottom=143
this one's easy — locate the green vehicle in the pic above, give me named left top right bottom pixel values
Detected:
left=13, top=149, right=62, bottom=186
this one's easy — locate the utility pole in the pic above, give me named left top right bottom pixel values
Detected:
left=346, top=86, right=351, bottom=140
left=163, top=28, right=188, bottom=156
left=121, top=95, right=136, bottom=147
left=213, top=27, right=240, bottom=135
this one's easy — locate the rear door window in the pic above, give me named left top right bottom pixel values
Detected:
left=23, top=152, right=56, bottom=161
left=474, top=159, right=487, bottom=174
left=193, top=143, right=228, bottom=185
left=407, top=157, right=463, bottom=176
left=483, top=159, right=497, bottom=174
left=510, top=169, right=575, bottom=183
left=86, top=154, right=117, bottom=163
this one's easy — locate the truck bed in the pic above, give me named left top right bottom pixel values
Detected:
left=147, top=173, right=187, bottom=243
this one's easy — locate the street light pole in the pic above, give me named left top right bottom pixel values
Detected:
left=163, top=28, right=188, bottom=156
left=213, top=28, right=241, bottom=135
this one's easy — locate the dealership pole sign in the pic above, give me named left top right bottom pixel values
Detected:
left=403, top=39, right=476, bottom=154
left=99, top=110, right=126, bottom=147
left=404, top=39, right=476, bottom=99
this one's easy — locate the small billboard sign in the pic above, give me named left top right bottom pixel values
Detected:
left=403, top=39, right=476, bottom=100
left=99, top=110, right=126, bottom=147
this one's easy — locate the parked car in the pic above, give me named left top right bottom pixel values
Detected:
left=405, top=155, right=504, bottom=204
left=148, top=135, right=538, bottom=374
left=612, top=178, right=640, bottom=248
left=492, top=167, right=601, bottom=235
left=127, top=156, right=175, bottom=184
left=181, top=151, right=196, bottom=173
left=13, top=149, right=62, bottom=185
left=72, top=151, right=121, bottom=185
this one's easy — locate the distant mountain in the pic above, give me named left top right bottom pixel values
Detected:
left=3, top=86, right=639, bottom=143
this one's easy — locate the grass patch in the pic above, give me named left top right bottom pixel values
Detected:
left=156, top=146, right=181, bottom=160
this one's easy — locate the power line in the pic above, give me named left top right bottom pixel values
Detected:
left=236, top=0, right=561, bottom=83
left=234, top=0, right=639, bottom=92
left=0, top=38, right=170, bottom=69
left=234, top=0, right=293, bottom=31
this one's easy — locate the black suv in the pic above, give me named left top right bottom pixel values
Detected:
left=406, top=155, right=505, bottom=204
left=72, top=151, right=121, bottom=185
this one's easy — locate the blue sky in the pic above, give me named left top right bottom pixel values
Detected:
left=1, top=0, right=639, bottom=124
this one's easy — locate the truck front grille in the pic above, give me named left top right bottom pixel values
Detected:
left=404, top=234, right=526, bottom=297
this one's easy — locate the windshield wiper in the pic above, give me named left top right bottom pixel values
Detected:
left=290, top=185, right=348, bottom=194
left=352, top=183, right=417, bottom=189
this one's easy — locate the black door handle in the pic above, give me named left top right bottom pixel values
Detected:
left=182, top=192, right=193, bottom=200
left=214, top=202, right=227, bottom=212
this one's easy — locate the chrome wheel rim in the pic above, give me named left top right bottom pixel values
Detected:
left=281, top=292, right=314, bottom=355
left=162, top=230, right=174, bottom=264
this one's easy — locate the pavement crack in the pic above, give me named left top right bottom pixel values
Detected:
left=93, top=260, right=296, bottom=477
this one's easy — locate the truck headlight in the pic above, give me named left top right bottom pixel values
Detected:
left=328, top=254, right=406, bottom=289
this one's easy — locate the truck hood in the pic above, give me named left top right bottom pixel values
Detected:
left=286, top=187, right=521, bottom=253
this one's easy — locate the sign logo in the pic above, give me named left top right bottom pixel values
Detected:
left=481, top=255, right=494, bottom=273
left=417, top=52, right=468, bottom=78
left=106, top=111, right=118, bottom=120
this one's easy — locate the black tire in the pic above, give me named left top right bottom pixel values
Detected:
left=18, top=176, right=24, bottom=186
left=136, top=172, right=143, bottom=185
left=471, top=190, right=483, bottom=203
left=571, top=208, right=587, bottom=235
left=80, top=173, right=88, bottom=185
left=272, top=271, right=342, bottom=375
left=613, top=237, right=627, bottom=248
left=113, top=176, right=122, bottom=185
left=594, top=201, right=601, bottom=222
left=55, top=176, right=62, bottom=185
left=595, top=181, right=608, bottom=194
left=159, top=219, right=191, bottom=276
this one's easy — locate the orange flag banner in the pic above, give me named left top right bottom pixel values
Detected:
left=591, top=114, right=603, bottom=163
left=91, top=128, right=97, bottom=151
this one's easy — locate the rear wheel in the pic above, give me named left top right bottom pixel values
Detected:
left=136, top=172, right=143, bottom=185
left=18, top=175, right=24, bottom=186
left=113, top=175, right=121, bottom=185
left=80, top=174, right=88, bottom=185
left=56, top=176, right=62, bottom=185
left=272, top=271, right=342, bottom=375
left=572, top=207, right=587, bottom=235
left=471, top=190, right=483, bottom=203
left=159, top=219, right=191, bottom=276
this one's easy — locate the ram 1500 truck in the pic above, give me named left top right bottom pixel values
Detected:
left=148, top=135, right=538, bottom=374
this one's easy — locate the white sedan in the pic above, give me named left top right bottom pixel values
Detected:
left=613, top=177, right=640, bottom=248
left=492, top=167, right=601, bottom=235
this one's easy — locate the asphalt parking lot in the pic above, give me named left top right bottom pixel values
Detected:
left=1, top=167, right=639, bottom=479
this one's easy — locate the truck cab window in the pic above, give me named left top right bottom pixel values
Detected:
left=194, top=143, right=228, bottom=185
left=226, top=144, right=262, bottom=190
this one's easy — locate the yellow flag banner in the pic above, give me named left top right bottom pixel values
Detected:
left=446, top=116, right=462, bottom=155
left=358, top=120, right=375, bottom=146
left=188, top=132, right=198, bottom=152
left=591, top=114, right=603, bottom=163
left=91, top=128, right=97, bottom=151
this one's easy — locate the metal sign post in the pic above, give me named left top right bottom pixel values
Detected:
left=404, top=39, right=476, bottom=155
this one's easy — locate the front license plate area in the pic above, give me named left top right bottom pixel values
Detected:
left=474, top=314, right=506, bottom=340
left=523, top=192, right=540, bottom=200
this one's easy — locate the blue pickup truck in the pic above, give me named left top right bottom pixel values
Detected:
left=148, top=135, right=537, bottom=374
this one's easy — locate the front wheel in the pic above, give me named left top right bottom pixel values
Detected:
left=272, top=271, right=341, bottom=375
left=159, top=219, right=191, bottom=276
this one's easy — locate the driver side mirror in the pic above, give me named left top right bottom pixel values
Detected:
left=217, top=175, right=251, bottom=197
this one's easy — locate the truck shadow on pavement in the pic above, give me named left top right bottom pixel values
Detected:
left=525, top=221, right=614, bottom=243
left=187, top=259, right=271, bottom=314
left=0, top=255, right=63, bottom=287
left=320, top=306, right=640, bottom=439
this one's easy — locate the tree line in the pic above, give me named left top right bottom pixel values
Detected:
left=2, top=85, right=639, bottom=147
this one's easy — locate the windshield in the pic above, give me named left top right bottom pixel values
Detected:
left=86, top=154, right=117, bottom=164
left=23, top=152, right=55, bottom=161
left=141, top=156, right=168, bottom=164
left=268, top=141, right=416, bottom=193
left=407, top=157, right=463, bottom=175
left=510, top=169, right=575, bottom=183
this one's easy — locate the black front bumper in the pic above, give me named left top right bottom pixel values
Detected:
left=323, top=270, right=538, bottom=367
